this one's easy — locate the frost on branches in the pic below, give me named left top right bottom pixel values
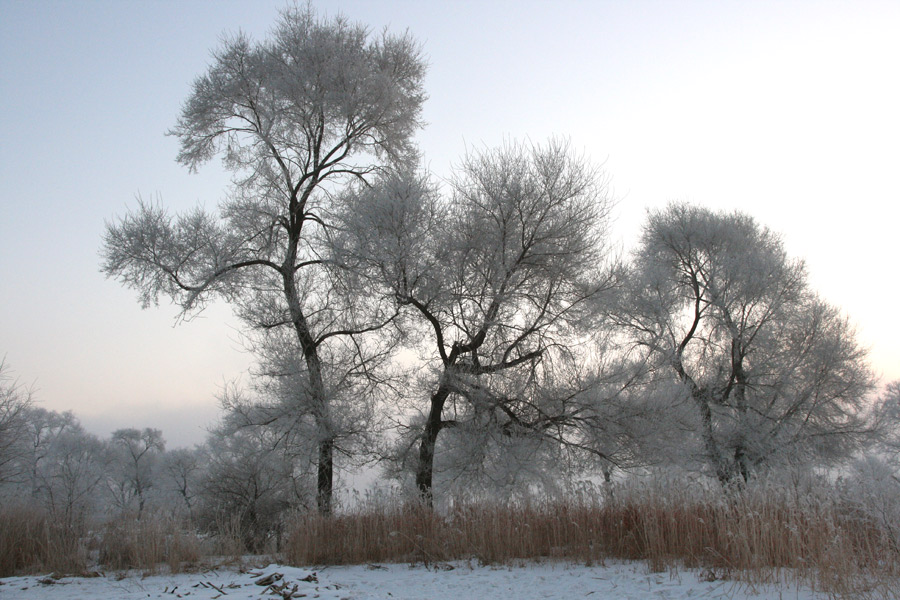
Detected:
left=102, top=4, right=427, bottom=515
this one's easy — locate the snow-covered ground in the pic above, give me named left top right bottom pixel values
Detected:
left=0, top=561, right=829, bottom=599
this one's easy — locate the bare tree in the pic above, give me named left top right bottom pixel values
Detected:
left=24, top=412, right=106, bottom=533
left=220, top=321, right=397, bottom=492
left=615, top=203, right=875, bottom=484
left=160, top=446, right=208, bottom=523
left=846, top=381, right=900, bottom=551
left=876, top=381, right=900, bottom=459
left=102, top=4, right=427, bottom=514
left=19, top=407, right=81, bottom=497
left=335, top=138, right=617, bottom=504
left=107, top=428, right=165, bottom=518
left=0, top=359, right=32, bottom=485
left=200, top=416, right=307, bottom=551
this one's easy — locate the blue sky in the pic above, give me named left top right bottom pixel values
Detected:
left=1, top=0, right=898, bottom=447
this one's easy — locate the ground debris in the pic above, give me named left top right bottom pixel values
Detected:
left=254, top=572, right=283, bottom=586
left=263, top=579, right=309, bottom=599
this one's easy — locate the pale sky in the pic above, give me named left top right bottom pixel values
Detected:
left=1, top=0, right=898, bottom=448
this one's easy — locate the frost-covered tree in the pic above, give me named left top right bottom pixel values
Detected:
left=200, top=415, right=308, bottom=551
left=19, top=411, right=107, bottom=532
left=18, top=408, right=81, bottom=497
left=846, top=381, right=900, bottom=551
left=107, top=428, right=165, bottom=518
left=335, top=139, right=617, bottom=504
left=0, top=359, right=32, bottom=485
left=160, top=446, right=208, bottom=523
left=616, top=203, right=875, bottom=484
left=872, top=381, right=900, bottom=461
left=101, top=4, right=426, bottom=514
left=219, top=323, right=395, bottom=492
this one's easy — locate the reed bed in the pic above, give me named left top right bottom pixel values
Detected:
left=285, top=481, right=900, bottom=597
left=3, top=477, right=899, bottom=597
left=0, top=505, right=203, bottom=576
left=0, top=504, right=86, bottom=576
left=98, top=512, right=203, bottom=573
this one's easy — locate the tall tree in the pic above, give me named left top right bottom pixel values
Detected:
left=616, top=203, right=875, bottom=484
left=102, top=4, right=427, bottom=514
left=335, top=139, right=617, bottom=504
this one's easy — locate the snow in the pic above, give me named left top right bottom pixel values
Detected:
left=0, top=561, right=829, bottom=599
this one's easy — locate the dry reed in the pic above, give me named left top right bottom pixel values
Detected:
left=0, top=504, right=86, bottom=576
left=98, top=512, right=203, bottom=573
left=284, top=481, right=900, bottom=597
left=0, top=504, right=207, bottom=576
left=4, top=477, right=900, bottom=598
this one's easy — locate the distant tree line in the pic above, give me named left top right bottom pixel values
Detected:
left=0, top=371, right=309, bottom=551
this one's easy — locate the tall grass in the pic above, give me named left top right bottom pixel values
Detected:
left=98, top=512, right=203, bottom=573
left=0, top=505, right=203, bottom=576
left=0, top=504, right=86, bottom=576
left=4, top=476, right=900, bottom=597
left=284, top=479, right=900, bottom=597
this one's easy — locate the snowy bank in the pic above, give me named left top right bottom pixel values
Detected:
left=0, top=561, right=829, bottom=600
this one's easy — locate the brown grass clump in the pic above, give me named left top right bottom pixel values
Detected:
left=97, top=512, right=203, bottom=573
left=0, top=503, right=86, bottom=576
left=0, top=504, right=46, bottom=576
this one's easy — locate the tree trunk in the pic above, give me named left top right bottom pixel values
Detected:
left=734, top=444, right=750, bottom=484
left=415, top=383, right=451, bottom=507
left=673, top=355, right=732, bottom=487
left=730, top=336, right=751, bottom=484
left=317, top=437, right=334, bottom=515
left=695, top=391, right=731, bottom=487
left=284, top=268, right=335, bottom=516
left=304, top=349, right=333, bottom=516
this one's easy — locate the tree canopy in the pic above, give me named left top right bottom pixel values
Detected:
left=103, top=3, right=428, bottom=514
left=614, top=203, right=875, bottom=484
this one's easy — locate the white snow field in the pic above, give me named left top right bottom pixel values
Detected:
left=0, top=561, right=829, bottom=599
